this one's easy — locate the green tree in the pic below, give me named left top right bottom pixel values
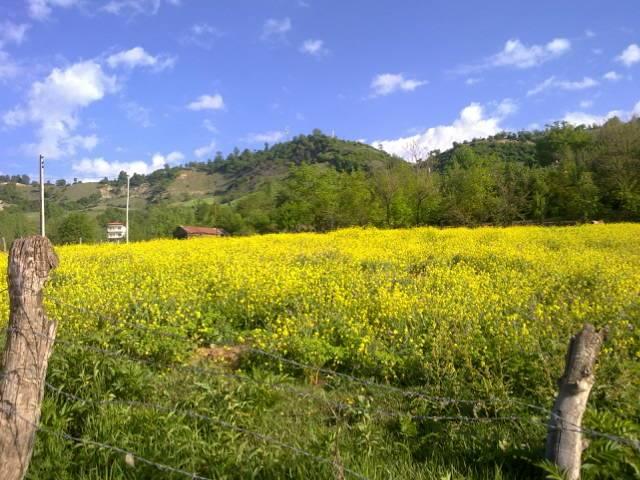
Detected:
left=0, top=210, right=36, bottom=245
left=408, top=166, right=441, bottom=225
left=275, top=164, right=340, bottom=231
left=336, top=171, right=379, bottom=226
left=52, top=213, right=98, bottom=245
left=492, top=161, right=531, bottom=224
left=547, top=151, right=600, bottom=220
left=535, top=122, right=593, bottom=167
left=589, top=118, right=640, bottom=216
left=442, top=147, right=497, bottom=225
left=371, top=162, right=405, bottom=227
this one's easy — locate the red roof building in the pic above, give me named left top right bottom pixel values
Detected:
left=173, top=225, right=228, bottom=239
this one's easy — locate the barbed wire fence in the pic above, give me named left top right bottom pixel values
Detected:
left=1, top=237, right=639, bottom=480
left=2, top=315, right=639, bottom=479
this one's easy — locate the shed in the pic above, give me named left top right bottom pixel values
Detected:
left=173, top=226, right=228, bottom=239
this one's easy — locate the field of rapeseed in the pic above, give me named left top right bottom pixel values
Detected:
left=1, top=224, right=639, bottom=479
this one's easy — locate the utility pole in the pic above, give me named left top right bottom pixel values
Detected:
left=39, top=155, right=45, bottom=237
left=126, top=173, right=130, bottom=244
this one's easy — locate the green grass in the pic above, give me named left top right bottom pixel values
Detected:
left=30, top=340, right=548, bottom=480
left=61, top=183, right=102, bottom=202
left=3, top=225, right=638, bottom=479
left=166, top=170, right=221, bottom=200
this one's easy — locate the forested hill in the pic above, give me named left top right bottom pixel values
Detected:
left=1, top=119, right=639, bottom=244
left=432, top=131, right=540, bottom=169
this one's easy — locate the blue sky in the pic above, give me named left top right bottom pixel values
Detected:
left=0, top=0, right=639, bottom=181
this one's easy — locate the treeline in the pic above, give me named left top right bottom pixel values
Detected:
left=90, top=118, right=640, bottom=240
left=0, top=119, right=638, bottom=245
left=175, top=118, right=640, bottom=234
left=0, top=174, right=31, bottom=185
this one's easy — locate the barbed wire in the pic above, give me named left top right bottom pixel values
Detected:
left=4, top=326, right=525, bottom=426
left=0, top=323, right=542, bottom=423
left=45, top=382, right=371, bottom=480
left=42, top=299, right=640, bottom=450
left=0, top=326, right=553, bottom=440
left=6, top=293, right=640, bottom=453
left=9, top=408, right=214, bottom=480
left=44, top=295, right=547, bottom=408
left=4, top=323, right=639, bottom=453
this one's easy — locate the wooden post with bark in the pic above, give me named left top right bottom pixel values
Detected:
left=0, top=236, right=58, bottom=480
left=545, top=323, right=606, bottom=480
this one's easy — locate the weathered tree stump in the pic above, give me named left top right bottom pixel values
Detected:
left=0, top=236, right=58, bottom=480
left=545, top=323, right=606, bottom=480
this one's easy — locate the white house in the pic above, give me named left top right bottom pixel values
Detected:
left=106, top=221, right=127, bottom=242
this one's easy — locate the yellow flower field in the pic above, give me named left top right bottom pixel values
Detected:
left=2, top=224, right=638, bottom=397
left=2, top=224, right=639, bottom=479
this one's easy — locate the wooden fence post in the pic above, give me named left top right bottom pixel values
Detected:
left=0, top=236, right=58, bottom=480
left=545, top=323, right=606, bottom=480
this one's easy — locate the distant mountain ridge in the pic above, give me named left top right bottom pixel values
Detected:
left=0, top=130, right=400, bottom=213
left=1, top=120, right=638, bottom=244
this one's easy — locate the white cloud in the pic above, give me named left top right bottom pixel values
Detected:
left=72, top=151, right=184, bottom=177
left=106, top=46, right=175, bottom=71
left=465, top=77, right=481, bottom=86
left=194, top=140, right=217, bottom=158
left=28, top=0, right=79, bottom=20
left=579, top=100, right=593, bottom=109
left=244, top=130, right=286, bottom=144
left=202, top=119, right=218, bottom=133
left=462, top=37, right=571, bottom=71
left=616, top=44, right=640, bottom=67
left=261, top=18, right=291, bottom=40
left=585, top=29, right=596, bottom=38
left=2, top=60, right=117, bottom=159
left=495, top=98, right=518, bottom=116
left=102, top=0, right=179, bottom=16
left=0, top=51, right=19, bottom=80
left=370, top=73, right=427, bottom=97
left=121, top=100, right=152, bottom=127
left=563, top=111, right=615, bottom=126
left=181, top=23, right=223, bottom=49
left=546, top=38, right=571, bottom=54
left=527, top=76, right=598, bottom=96
left=373, top=100, right=515, bottom=160
left=300, top=39, right=328, bottom=56
left=563, top=100, right=640, bottom=126
left=187, top=94, right=225, bottom=111
left=0, top=22, right=30, bottom=47
left=0, top=22, right=24, bottom=79
left=191, top=23, right=216, bottom=36
left=603, top=71, right=622, bottom=81
left=161, top=151, right=184, bottom=164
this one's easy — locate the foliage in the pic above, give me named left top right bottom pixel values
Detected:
left=0, top=224, right=638, bottom=478
left=1, top=120, right=640, bottom=243
left=50, top=212, right=99, bottom=245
